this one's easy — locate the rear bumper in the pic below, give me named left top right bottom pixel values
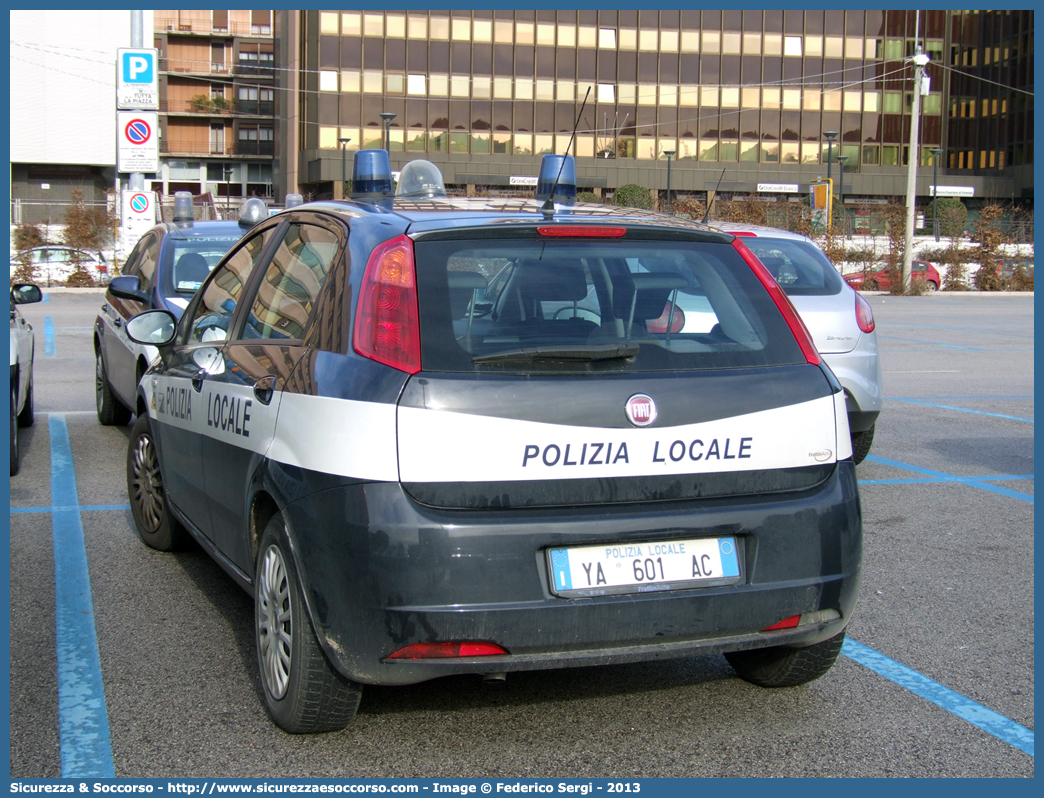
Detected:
left=276, top=460, right=862, bottom=686
left=822, top=339, right=882, bottom=429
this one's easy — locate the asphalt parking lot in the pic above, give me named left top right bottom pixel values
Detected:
left=8, top=289, right=1033, bottom=778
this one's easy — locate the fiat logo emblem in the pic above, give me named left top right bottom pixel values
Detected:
left=626, top=394, right=657, bottom=427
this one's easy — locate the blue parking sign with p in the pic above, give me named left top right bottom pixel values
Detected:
left=122, top=51, right=154, bottom=83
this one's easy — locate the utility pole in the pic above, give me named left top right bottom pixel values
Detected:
left=129, top=11, right=145, bottom=192
left=902, top=40, right=930, bottom=292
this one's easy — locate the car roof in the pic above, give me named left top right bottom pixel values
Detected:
left=277, top=197, right=733, bottom=240
left=154, top=219, right=246, bottom=239
left=702, top=221, right=815, bottom=244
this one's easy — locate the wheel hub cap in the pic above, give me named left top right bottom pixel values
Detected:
left=130, top=433, right=165, bottom=533
left=257, top=545, right=292, bottom=700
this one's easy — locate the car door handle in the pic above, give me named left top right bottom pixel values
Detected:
left=101, top=303, right=109, bottom=313
left=191, top=370, right=206, bottom=392
left=253, top=376, right=276, bottom=405
left=113, top=316, right=122, bottom=327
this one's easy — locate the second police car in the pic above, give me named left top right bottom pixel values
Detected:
left=94, top=192, right=268, bottom=426
left=121, top=152, right=862, bottom=733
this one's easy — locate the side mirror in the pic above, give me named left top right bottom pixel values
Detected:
left=126, top=309, right=178, bottom=347
left=10, top=284, right=42, bottom=305
left=108, top=274, right=150, bottom=305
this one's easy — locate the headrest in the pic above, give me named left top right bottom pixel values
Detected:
left=517, top=258, right=588, bottom=302
left=175, top=252, right=211, bottom=283
left=760, top=256, right=786, bottom=279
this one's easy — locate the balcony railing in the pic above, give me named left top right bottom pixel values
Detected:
left=161, top=57, right=232, bottom=76
left=155, top=18, right=272, bottom=37
left=160, top=140, right=274, bottom=157
left=159, top=99, right=273, bottom=116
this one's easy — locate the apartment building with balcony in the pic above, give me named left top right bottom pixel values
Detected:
left=152, top=10, right=276, bottom=210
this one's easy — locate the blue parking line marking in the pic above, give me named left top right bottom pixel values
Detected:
left=42, top=293, right=50, bottom=303
left=861, top=474, right=1033, bottom=487
left=889, top=398, right=1033, bottom=423
left=44, top=316, right=56, bottom=357
left=877, top=335, right=981, bottom=351
left=48, top=414, right=116, bottom=778
left=11, top=505, right=132, bottom=514
left=894, top=395, right=1033, bottom=400
left=843, top=638, right=1034, bottom=757
left=865, top=455, right=1034, bottom=504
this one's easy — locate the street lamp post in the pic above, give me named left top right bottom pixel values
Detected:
left=931, top=147, right=944, bottom=241
left=836, top=154, right=848, bottom=236
left=663, top=150, right=675, bottom=214
left=338, top=137, right=351, bottom=199
left=379, top=112, right=397, bottom=151
left=823, top=131, right=838, bottom=187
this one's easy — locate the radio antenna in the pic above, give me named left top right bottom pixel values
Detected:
left=541, top=86, right=591, bottom=216
left=701, top=167, right=727, bottom=224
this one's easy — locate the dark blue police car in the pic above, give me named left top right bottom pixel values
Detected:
left=94, top=192, right=268, bottom=426
left=121, top=152, right=862, bottom=733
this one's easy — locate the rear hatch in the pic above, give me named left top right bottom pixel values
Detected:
left=395, top=228, right=841, bottom=509
left=740, top=235, right=862, bottom=355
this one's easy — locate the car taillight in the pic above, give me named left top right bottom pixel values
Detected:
left=731, top=238, right=821, bottom=366
left=353, top=234, right=421, bottom=374
left=855, top=292, right=876, bottom=333
left=386, top=642, right=509, bottom=659
left=731, top=231, right=758, bottom=237
left=536, top=226, right=627, bottom=237
left=646, top=301, right=685, bottom=334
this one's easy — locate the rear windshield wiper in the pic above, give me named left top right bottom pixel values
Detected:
left=472, top=343, right=639, bottom=363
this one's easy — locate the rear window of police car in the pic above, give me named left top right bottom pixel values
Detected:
left=414, top=238, right=805, bottom=372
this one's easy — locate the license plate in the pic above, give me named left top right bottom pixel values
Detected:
left=547, top=536, right=741, bottom=597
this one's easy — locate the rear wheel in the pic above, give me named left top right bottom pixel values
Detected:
left=96, top=351, right=131, bottom=426
left=726, top=629, right=846, bottom=688
left=255, top=514, right=363, bottom=734
left=16, top=373, right=34, bottom=427
left=126, top=413, right=186, bottom=551
left=851, top=424, right=875, bottom=465
left=925, top=280, right=939, bottom=292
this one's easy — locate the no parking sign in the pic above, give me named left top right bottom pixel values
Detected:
left=122, top=190, right=157, bottom=250
left=117, top=111, right=159, bottom=173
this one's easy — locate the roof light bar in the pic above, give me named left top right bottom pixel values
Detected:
left=535, top=154, right=577, bottom=203
left=172, top=191, right=194, bottom=224
left=352, top=149, right=394, bottom=199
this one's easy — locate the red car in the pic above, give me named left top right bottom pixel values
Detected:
left=844, top=260, right=940, bottom=292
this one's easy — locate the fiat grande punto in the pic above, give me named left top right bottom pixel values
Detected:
left=119, top=153, right=862, bottom=733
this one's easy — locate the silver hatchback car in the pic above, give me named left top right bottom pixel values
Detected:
left=705, top=223, right=881, bottom=463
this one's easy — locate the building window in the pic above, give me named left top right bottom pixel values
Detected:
left=599, top=28, right=617, bottom=49
left=783, top=36, right=802, bottom=56
left=319, top=71, right=338, bottom=92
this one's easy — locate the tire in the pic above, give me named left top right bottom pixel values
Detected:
left=16, top=372, right=34, bottom=428
left=10, top=387, right=20, bottom=477
left=126, top=413, right=187, bottom=551
left=851, top=424, right=875, bottom=465
left=96, top=350, right=131, bottom=426
left=725, top=629, right=846, bottom=688
left=925, top=280, right=939, bottom=292
left=255, top=514, right=363, bottom=734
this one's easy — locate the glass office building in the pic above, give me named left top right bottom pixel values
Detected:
left=275, top=9, right=1032, bottom=207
